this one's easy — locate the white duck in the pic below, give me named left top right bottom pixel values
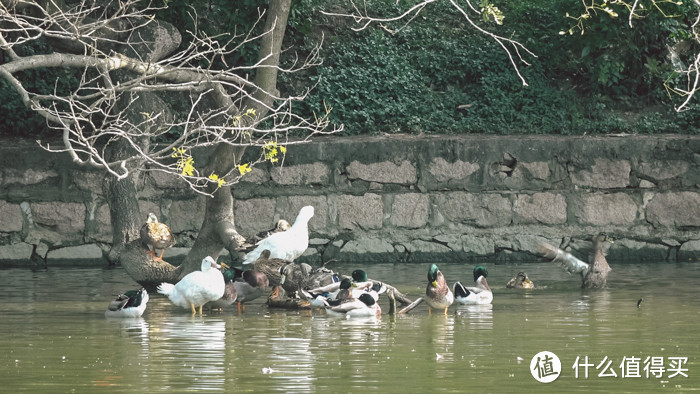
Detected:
left=454, top=266, right=493, bottom=305
left=242, top=206, right=314, bottom=264
left=105, top=288, right=149, bottom=318
left=157, top=256, right=225, bottom=314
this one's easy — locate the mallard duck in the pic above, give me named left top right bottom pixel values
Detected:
left=105, top=288, right=149, bottom=318
left=243, top=206, right=314, bottom=264
left=506, top=272, right=534, bottom=289
left=252, top=249, right=289, bottom=287
left=157, top=256, right=225, bottom=314
left=204, top=264, right=238, bottom=311
left=326, top=293, right=381, bottom=318
left=232, top=269, right=269, bottom=312
left=454, top=266, right=493, bottom=305
left=350, top=269, right=373, bottom=291
left=425, top=264, right=454, bottom=315
left=279, top=261, right=314, bottom=297
left=537, top=233, right=613, bottom=288
left=140, top=213, right=175, bottom=261
left=308, top=278, right=353, bottom=308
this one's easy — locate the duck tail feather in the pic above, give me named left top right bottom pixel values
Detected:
left=157, top=282, right=174, bottom=296
left=453, top=281, right=470, bottom=298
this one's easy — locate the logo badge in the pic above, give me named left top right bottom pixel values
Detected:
left=530, top=351, right=561, bottom=383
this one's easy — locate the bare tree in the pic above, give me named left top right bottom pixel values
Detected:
left=0, top=0, right=340, bottom=286
left=560, top=0, right=700, bottom=111
left=322, top=0, right=537, bottom=86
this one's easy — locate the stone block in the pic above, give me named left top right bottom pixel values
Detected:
left=234, top=198, right=277, bottom=237
left=519, top=161, right=550, bottom=180
left=390, top=193, right=430, bottom=228
left=646, top=192, right=700, bottom=228
left=346, top=160, right=417, bottom=184
left=271, top=163, right=329, bottom=185
left=48, top=244, right=104, bottom=260
left=575, top=193, right=637, bottom=226
left=514, top=193, right=567, bottom=224
left=336, top=194, right=384, bottom=230
left=0, top=201, right=23, bottom=232
left=3, top=168, right=57, bottom=185
left=434, top=192, right=512, bottom=227
left=170, top=198, right=205, bottom=232
left=460, top=235, right=495, bottom=256
left=679, top=240, right=700, bottom=262
left=571, top=158, right=630, bottom=188
left=340, top=238, right=394, bottom=261
left=637, top=160, right=689, bottom=181
left=428, top=158, right=479, bottom=182
left=31, top=202, right=86, bottom=234
left=0, top=243, right=33, bottom=262
left=280, top=195, right=329, bottom=232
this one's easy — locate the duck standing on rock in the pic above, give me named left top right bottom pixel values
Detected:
left=243, top=206, right=314, bottom=264
left=454, top=266, right=493, bottom=305
left=425, top=264, right=454, bottom=315
left=140, top=213, right=175, bottom=261
left=105, top=288, right=149, bottom=318
left=157, top=256, right=225, bottom=315
left=537, top=233, right=613, bottom=288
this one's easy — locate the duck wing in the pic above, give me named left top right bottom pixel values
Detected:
left=536, top=240, right=589, bottom=276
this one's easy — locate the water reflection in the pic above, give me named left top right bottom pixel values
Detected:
left=2, top=262, right=700, bottom=392
left=150, top=317, right=227, bottom=391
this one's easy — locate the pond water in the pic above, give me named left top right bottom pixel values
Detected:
left=1, top=261, right=699, bottom=392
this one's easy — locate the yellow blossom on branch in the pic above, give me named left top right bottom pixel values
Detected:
left=208, top=173, right=227, bottom=188
left=238, top=163, right=252, bottom=176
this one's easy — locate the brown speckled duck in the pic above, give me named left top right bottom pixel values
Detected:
left=506, top=272, right=534, bottom=289
left=537, top=233, right=613, bottom=288
left=140, top=213, right=175, bottom=261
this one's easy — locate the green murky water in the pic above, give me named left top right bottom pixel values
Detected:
left=1, top=261, right=699, bottom=392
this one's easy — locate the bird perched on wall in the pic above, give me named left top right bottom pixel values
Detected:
left=157, top=256, right=225, bottom=314
left=105, top=288, right=149, bottom=318
left=454, top=266, right=493, bottom=305
left=140, top=213, right=175, bottom=261
left=425, top=264, right=454, bottom=315
left=537, top=233, right=613, bottom=288
left=242, top=206, right=314, bottom=264
left=506, top=272, right=534, bottom=289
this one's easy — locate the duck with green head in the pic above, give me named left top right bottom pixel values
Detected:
left=425, top=264, right=454, bottom=315
left=105, top=288, right=149, bottom=318
left=454, top=265, right=492, bottom=305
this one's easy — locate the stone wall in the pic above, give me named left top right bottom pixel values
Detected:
left=1, top=134, right=699, bottom=267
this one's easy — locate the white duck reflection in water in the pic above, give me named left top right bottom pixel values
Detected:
left=152, top=318, right=226, bottom=391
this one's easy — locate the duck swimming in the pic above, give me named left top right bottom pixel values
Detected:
left=425, top=264, right=454, bottom=315
left=537, top=233, right=613, bottom=288
left=454, top=266, right=493, bottom=305
left=105, top=288, right=149, bottom=318
left=506, top=272, right=534, bottom=289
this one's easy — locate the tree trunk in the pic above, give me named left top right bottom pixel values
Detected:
left=113, top=0, right=294, bottom=282
left=175, top=0, right=294, bottom=278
